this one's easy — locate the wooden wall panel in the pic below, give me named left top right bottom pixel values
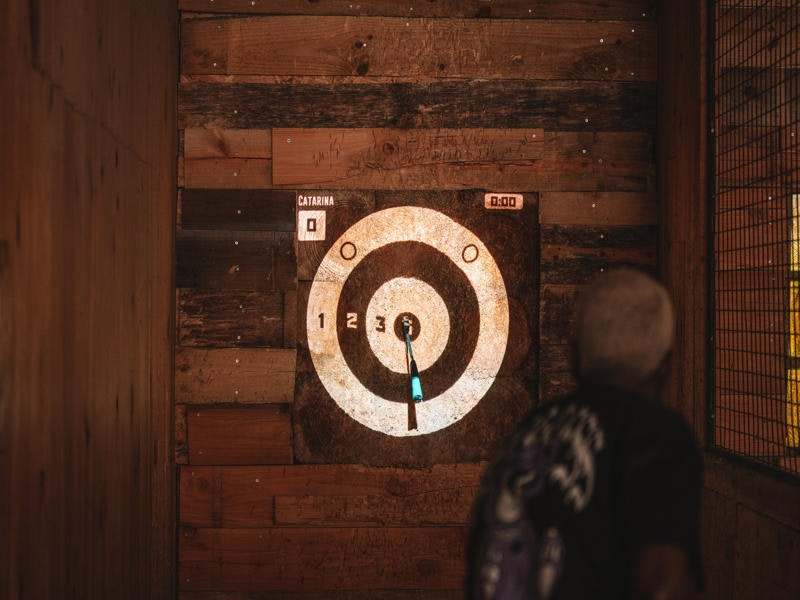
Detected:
left=0, top=1, right=177, bottom=598
left=179, top=0, right=656, bottom=20
left=176, top=348, right=297, bottom=404
left=180, top=463, right=483, bottom=528
left=180, top=526, right=466, bottom=591
left=177, top=0, right=658, bottom=596
left=271, top=128, right=651, bottom=191
left=181, top=16, right=655, bottom=80
left=187, top=407, right=293, bottom=465
left=179, top=80, right=657, bottom=130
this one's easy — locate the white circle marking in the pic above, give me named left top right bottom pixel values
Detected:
left=306, top=206, right=509, bottom=437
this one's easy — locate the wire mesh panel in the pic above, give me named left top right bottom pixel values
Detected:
left=711, top=0, right=800, bottom=475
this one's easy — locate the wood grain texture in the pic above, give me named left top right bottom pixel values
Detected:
left=540, top=191, right=657, bottom=225
left=185, top=158, right=273, bottom=189
left=180, top=463, right=485, bottom=528
left=274, top=489, right=476, bottom=526
left=179, top=0, right=657, bottom=20
left=176, top=404, right=190, bottom=465
left=179, top=526, right=467, bottom=591
left=182, top=16, right=655, bottom=81
left=187, top=406, right=293, bottom=465
left=539, top=284, right=581, bottom=348
left=1, top=1, right=177, bottom=597
left=180, top=189, right=295, bottom=231
left=177, top=289, right=289, bottom=348
left=182, top=127, right=274, bottom=188
left=176, top=230, right=296, bottom=290
left=176, top=347, right=297, bottom=404
left=179, top=591, right=462, bottom=600
left=540, top=224, right=657, bottom=284
left=703, top=455, right=800, bottom=598
left=185, top=128, right=272, bottom=158
left=271, top=128, right=652, bottom=191
left=179, top=80, right=657, bottom=130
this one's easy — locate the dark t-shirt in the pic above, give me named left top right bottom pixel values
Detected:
left=465, top=385, right=703, bottom=599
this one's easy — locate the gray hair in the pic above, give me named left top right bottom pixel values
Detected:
left=573, top=268, right=675, bottom=387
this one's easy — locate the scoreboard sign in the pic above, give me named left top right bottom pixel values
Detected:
left=293, top=191, right=538, bottom=466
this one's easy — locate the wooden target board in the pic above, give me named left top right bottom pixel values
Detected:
left=294, top=191, right=538, bottom=466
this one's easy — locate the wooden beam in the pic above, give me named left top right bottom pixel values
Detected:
left=179, top=463, right=485, bottom=527
left=181, top=16, right=655, bottom=81
left=179, top=526, right=467, bottom=591
left=540, top=191, right=657, bottom=225
left=177, top=289, right=289, bottom=348
left=176, top=347, right=297, bottom=404
left=179, top=0, right=658, bottom=20
left=179, top=80, right=657, bottom=130
left=186, top=406, right=293, bottom=465
left=176, top=230, right=296, bottom=291
left=180, top=189, right=295, bottom=231
left=271, top=128, right=652, bottom=191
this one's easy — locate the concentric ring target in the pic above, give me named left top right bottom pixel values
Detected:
left=337, top=241, right=480, bottom=404
left=365, top=278, right=448, bottom=374
left=306, top=206, right=509, bottom=437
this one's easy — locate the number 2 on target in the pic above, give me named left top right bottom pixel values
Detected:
left=316, top=313, right=360, bottom=329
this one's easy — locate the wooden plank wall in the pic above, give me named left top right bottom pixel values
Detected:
left=658, top=1, right=800, bottom=599
left=0, top=1, right=177, bottom=598
left=176, top=1, right=658, bottom=596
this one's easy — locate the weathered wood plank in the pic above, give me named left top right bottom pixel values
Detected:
left=184, top=128, right=271, bottom=159
left=540, top=224, right=657, bottom=284
left=184, top=158, right=272, bottom=189
left=187, top=406, right=293, bottom=465
left=179, top=526, right=466, bottom=590
left=179, top=80, right=658, bottom=130
left=176, top=230, right=296, bottom=291
left=179, top=463, right=485, bottom=528
left=272, top=128, right=652, bottom=191
left=539, top=342, right=577, bottom=401
left=182, top=129, right=274, bottom=188
left=176, top=404, right=189, bottom=465
left=180, top=189, right=295, bottom=231
left=272, top=126, right=544, bottom=182
left=282, top=290, right=297, bottom=352
left=704, top=454, right=800, bottom=531
left=733, top=506, right=800, bottom=600
left=540, top=192, right=657, bottom=225
left=179, top=0, right=657, bottom=20
left=700, top=488, right=737, bottom=600
left=175, top=347, right=297, bottom=404
left=177, top=289, right=288, bottom=348
left=182, top=16, right=655, bottom=81
left=539, top=284, right=581, bottom=348
left=178, top=591, right=462, bottom=600
left=274, top=488, right=476, bottom=526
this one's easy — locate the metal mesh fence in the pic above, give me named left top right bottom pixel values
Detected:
left=711, top=0, right=800, bottom=475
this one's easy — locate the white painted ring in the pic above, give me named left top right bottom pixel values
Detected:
left=306, top=206, right=509, bottom=437
left=365, top=277, right=450, bottom=374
